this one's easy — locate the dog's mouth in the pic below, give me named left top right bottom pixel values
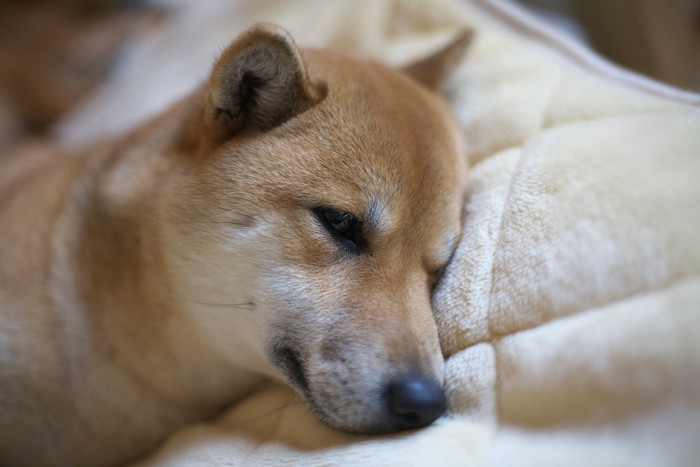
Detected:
left=270, top=343, right=347, bottom=430
left=269, top=343, right=337, bottom=424
left=271, top=345, right=310, bottom=395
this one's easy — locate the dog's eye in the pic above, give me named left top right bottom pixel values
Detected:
left=312, top=207, right=366, bottom=255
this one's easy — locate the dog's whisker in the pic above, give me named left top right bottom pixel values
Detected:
left=190, top=301, right=256, bottom=310
left=178, top=212, right=256, bottom=227
left=179, top=220, right=250, bottom=227
left=232, top=400, right=308, bottom=425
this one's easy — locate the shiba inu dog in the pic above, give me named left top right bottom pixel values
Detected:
left=0, top=24, right=471, bottom=466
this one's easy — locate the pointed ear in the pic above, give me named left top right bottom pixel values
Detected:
left=203, top=23, right=326, bottom=143
left=402, top=29, right=474, bottom=91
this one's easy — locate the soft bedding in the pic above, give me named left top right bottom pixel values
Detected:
left=58, top=0, right=700, bottom=465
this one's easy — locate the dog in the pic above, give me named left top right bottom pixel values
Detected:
left=0, top=24, right=471, bottom=466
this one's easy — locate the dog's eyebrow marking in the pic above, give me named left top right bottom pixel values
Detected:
left=182, top=220, right=249, bottom=226
left=365, top=198, right=393, bottom=233
left=190, top=301, right=256, bottom=310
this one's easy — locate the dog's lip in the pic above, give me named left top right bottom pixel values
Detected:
left=271, top=345, right=310, bottom=395
left=269, top=345, right=341, bottom=425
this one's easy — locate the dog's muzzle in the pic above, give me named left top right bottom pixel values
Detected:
left=270, top=338, right=447, bottom=432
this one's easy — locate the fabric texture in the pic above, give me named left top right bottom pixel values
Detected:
left=63, top=0, right=700, bottom=465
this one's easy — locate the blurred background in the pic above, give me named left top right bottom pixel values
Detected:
left=0, top=0, right=163, bottom=143
left=515, top=0, right=700, bottom=92
left=1, top=0, right=699, bottom=145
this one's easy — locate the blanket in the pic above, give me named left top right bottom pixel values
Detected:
left=58, top=0, right=700, bottom=465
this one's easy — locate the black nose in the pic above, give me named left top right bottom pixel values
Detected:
left=386, top=375, right=447, bottom=429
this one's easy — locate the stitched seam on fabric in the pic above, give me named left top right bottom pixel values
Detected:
left=474, top=275, right=699, bottom=348
left=468, top=108, right=692, bottom=173
left=472, top=0, right=700, bottom=106
left=538, top=108, right=696, bottom=132
left=537, top=65, right=563, bottom=131
left=481, top=137, right=523, bottom=427
left=443, top=275, right=698, bottom=432
left=482, top=158, right=522, bottom=335
left=483, top=68, right=560, bottom=424
left=450, top=277, right=698, bottom=427
left=484, top=67, right=560, bottom=339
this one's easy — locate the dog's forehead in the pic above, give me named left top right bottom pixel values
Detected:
left=215, top=49, right=465, bottom=251
left=311, top=53, right=464, bottom=226
left=285, top=75, right=462, bottom=271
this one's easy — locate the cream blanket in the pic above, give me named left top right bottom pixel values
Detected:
left=59, top=0, right=700, bottom=465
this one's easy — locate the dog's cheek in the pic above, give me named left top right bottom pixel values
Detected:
left=254, top=263, right=324, bottom=359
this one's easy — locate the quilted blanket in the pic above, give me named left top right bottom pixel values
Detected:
left=58, top=0, right=700, bottom=465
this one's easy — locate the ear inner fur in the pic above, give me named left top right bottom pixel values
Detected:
left=203, top=23, right=327, bottom=144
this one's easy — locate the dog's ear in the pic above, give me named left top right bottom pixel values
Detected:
left=402, top=29, right=473, bottom=91
left=202, top=23, right=326, bottom=143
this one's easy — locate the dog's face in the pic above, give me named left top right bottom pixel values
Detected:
left=165, top=25, right=470, bottom=433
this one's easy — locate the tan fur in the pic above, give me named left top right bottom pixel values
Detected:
left=0, top=24, right=470, bottom=466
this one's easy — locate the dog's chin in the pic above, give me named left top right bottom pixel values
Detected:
left=269, top=344, right=392, bottom=433
left=307, top=402, right=403, bottom=435
left=270, top=351, right=430, bottom=434
left=292, top=383, right=400, bottom=435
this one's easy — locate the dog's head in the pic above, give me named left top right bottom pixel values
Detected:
left=167, top=24, right=471, bottom=433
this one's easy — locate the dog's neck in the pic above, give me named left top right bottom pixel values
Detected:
left=43, top=101, right=265, bottom=430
